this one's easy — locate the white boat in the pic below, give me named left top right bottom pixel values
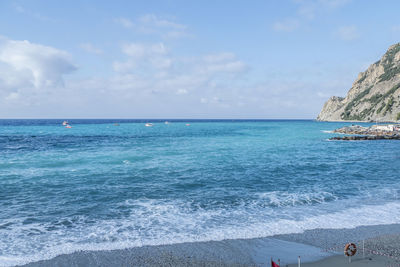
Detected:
left=145, top=123, right=154, bottom=127
left=165, top=121, right=170, bottom=124
left=62, top=121, right=68, bottom=126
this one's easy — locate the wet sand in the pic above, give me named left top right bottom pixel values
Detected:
left=288, top=254, right=400, bottom=267
left=288, top=231, right=400, bottom=267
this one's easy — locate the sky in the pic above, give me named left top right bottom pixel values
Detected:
left=0, top=0, right=399, bottom=119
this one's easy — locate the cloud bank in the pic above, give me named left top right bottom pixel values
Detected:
left=0, top=36, right=76, bottom=103
left=0, top=34, right=346, bottom=119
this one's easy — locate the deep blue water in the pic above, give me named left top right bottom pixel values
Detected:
left=1, top=119, right=400, bottom=266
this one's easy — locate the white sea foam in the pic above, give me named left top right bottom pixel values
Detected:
left=255, top=191, right=338, bottom=207
left=1, top=197, right=400, bottom=266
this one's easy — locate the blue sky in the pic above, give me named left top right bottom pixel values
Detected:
left=0, top=0, right=399, bottom=118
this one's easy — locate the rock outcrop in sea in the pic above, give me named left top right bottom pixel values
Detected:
left=329, top=124, right=400, bottom=140
left=317, top=43, right=400, bottom=122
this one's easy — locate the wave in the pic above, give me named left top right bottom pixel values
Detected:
left=254, top=191, right=338, bottom=207
left=2, top=196, right=400, bottom=266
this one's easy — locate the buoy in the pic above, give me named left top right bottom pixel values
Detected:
left=344, top=243, right=357, bottom=257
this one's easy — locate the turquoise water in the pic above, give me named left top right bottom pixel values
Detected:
left=1, top=119, right=400, bottom=266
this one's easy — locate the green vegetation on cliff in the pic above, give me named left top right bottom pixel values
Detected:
left=379, top=44, right=400, bottom=82
left=341, top=86, right=372, bottom=120
left=341, top=83, right=400, bottom=120
left=318, top=42, right=400, bottom=122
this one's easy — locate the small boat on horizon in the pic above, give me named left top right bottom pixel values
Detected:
left=145, top=123, right=154, bottom=127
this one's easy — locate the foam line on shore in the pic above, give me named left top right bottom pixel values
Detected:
left=3, top=200, right=400, bottom=266
left=19, top=224, right=400, bottom=267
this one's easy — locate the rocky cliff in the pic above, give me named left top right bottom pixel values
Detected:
left=317, top=43, right=400, bottom=122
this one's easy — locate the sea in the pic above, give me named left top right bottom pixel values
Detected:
left=1, top=119, right=400, bottom=266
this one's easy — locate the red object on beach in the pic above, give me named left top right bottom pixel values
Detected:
left=271, top=259, right=280, bottom=267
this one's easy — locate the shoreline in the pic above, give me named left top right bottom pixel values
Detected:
left=19, top=224, right=400, bottom=267
left=317, top=119, right=399, bottom=123
left=288, top=253, right=400, bottom=267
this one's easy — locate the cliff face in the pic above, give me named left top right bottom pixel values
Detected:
left=317, top=43, right=400, bottom=122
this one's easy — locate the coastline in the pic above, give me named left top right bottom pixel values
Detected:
left=317, top=119, right=399, bottom=123
left=20, top=224, right=400, bottom=267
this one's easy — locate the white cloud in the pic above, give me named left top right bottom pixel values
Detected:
left=112, top=60, right=136, bottom=73
left=5, top=92, right=20, bottom=101
left=115, top=14, right=190, bottom=39
left=80, top=43, right=103, bottom=54
left=114, top=42, right=171, bottom=72
left=14, top=4, right=53, bottom=22
left=203, top=53, right=235, bottom=63
left=121, top=43, right=147, bottom=58
left=297, top=5, right=316, bottom=20
left=274, top=0, right=351, bottom=31
left=205, top=61, right=247, bottom=74
left=199, top=96, right=224, bottom=105
left=294, top=0, right=351, bottom=12
left=176, top=89, right=188, bottom=95
left=110, top=43, right=248, bottom=107
left=0, top=36, right=76, bottom=92
left=150, top=57, right=172, bottom=69
left=334, top=25, right=360, bottom=41
left=114, top=17, right=134, bottom=28
left=121, top=43, right=167, bottom=58
left=200, top=53, right=247, bottom=74
left=273, top=19, right=300, bottom=32
left=138, top=14, right=186, bottom=30
left=163, top=31, right=190, bottom=39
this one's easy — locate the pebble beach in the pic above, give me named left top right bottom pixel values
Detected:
left=20, top=224, right=400, bottom=267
